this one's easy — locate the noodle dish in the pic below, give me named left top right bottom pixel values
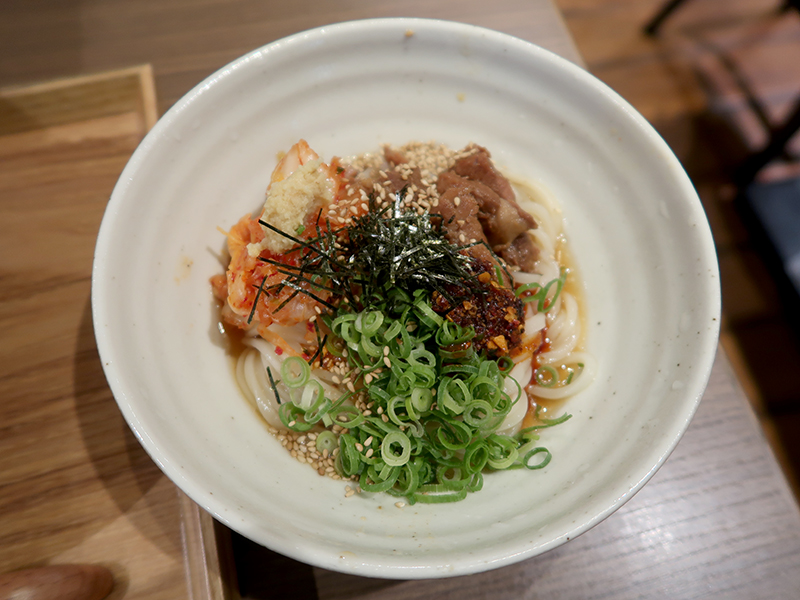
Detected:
left=92, top=18, right=720, bottom=578
left=212, top=140, right=595, bottom=503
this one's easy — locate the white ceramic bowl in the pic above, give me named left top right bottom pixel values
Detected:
left=92, top=18, right=720, bottom=578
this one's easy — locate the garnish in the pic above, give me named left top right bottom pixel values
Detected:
left=250, top=193, right=571, bottom=504
left=267, top=288, right=556, bottom=504
left=515, top=269, right=567, bottom=313
left=218, top=140, right=586, bottom=504
left=255, top=191, right=487, bottom=316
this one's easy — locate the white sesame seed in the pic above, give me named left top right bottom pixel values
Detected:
left=384, top=356, right=392, bottom=368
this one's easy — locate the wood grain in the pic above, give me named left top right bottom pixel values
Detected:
left=0, top=66, right=189, bottom=600
left=0, top=66, right=157, bottom=136
left=0, top=0, right=580, bottom=116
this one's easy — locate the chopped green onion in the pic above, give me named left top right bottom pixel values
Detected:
left=382, top=320, right=402, bottom=341
left=360, top=465, right=400, bottom=493
left=331, top=405, right=365, bottom=429
left=534, top=364, right=559, bottom=388
left=261, top=266, right=572, bottom=503
left=281, top=356, right=310, bottom=389
left=464, top=441, right=489, bottom=474
left=315, top=430, right=337, bottom=453
left=278, top=402, right=313, bottom=432
left=356, top=310, right=384, bottom=336
left=463, top=399, right=493, bottom=427
left=517, top=270, right=567, bottom=313
left=523, top=447, right=552, bottom=470
left=486, top=434, right=520, bottom=470
left=412, top=485, right=468, bottom=504
left=381, top=431, right=412, bottom=466
left=413, top=299, right=443, bottom=328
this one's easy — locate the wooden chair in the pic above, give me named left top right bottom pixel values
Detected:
left=644, top=0, right=800, bottom=184
left=644, top=0, right=800, bottom=311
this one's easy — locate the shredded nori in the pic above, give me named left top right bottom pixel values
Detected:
left=255, top=190, right=482, bottom=313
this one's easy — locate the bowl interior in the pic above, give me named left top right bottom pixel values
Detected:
left=92, top=18, right=720, bottom=578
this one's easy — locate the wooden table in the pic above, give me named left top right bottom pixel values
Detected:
left=2, top=2, right=800, bottom=599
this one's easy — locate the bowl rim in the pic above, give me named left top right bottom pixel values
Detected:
left=92, top=16, right=721, bottom=578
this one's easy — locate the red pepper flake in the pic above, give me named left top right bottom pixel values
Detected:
left=302, top=353, right=310, bottom=360
left=275, top=347, right=284, bottom=356
left=307, top=321, right=315, bottom=332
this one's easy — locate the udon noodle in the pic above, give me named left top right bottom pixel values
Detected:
left=211, top=139, right=595, bottom=502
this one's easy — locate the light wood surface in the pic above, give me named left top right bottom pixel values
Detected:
left=0, top=65, right=227, bottom=600
left=0, top=0, right=581, bottom=114
left=1, top=2, right=800, bottom=599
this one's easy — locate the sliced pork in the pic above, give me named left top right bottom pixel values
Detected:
left=434, top=146, right=537, bottom=271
